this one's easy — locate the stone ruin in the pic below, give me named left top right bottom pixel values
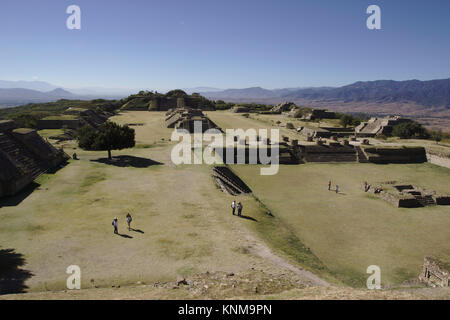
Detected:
left=361, top=147, right=427, bottom=164
left=419, top=257, right=450, bottom=287
left=213, top=135, right=299, bottom=165
left=212, top=166, right=252, bottom=196
left=37, top=107, right=109, bottom=130
left=0, top=120, right=69, bottom=198
left=297, top=126, right=354, bottom=139
left=363, top=181, right=450, bottom=208
left=165, top=108, right=220, bottom=133
left=355, top=116, right=411, bottom=137
left=270, top=102, right=295, bottom=114
left=231, top=106, right=250, bottom=113
left=300, top=109, right=335, bottom=121
left=297, top=142, right=358, bottom=163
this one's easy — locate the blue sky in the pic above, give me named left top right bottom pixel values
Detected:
left=0, top=0, right=449, bottom=90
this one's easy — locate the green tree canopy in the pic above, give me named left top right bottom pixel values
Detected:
left=165, top=89, right=188, bottom=98
left=76, top=122, right=135, bottom=159
left=339, top=114, right=353, bottom=128
left=392, top=121, right=429, bottom=139
left=431, top=129, right=443, bottom=144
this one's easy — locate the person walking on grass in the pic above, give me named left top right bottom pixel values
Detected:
left=126, top=213, right=132, bottom=231
left=237, top=202, right=243, bottom=216
left=328, top=180, right=332, bottom=191
left=112, top=217, right=119, bottom=234
left=231, top=200, right=236, bottom=215
left=335, top=185, right=339, bottom=194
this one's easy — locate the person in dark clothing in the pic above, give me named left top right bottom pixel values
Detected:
left=126, top=213, right=132, bottom=231
left=328, top=180, right=332, bottom=191
left=112, top=217, right=118, bottom=234
left=237, top=202, right=243, bottom=216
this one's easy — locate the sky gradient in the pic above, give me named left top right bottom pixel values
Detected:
left=0, top=0, right=449, bottom=90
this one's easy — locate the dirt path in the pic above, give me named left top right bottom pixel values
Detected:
left=223, top=208, right=331, bottom=287
left=241, top=230, right=330, bottom=287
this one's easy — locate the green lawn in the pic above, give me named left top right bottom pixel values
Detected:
left=2, top=110, right=449, bottom=297
left=231, top=163, right=450, bottom=287
left=1, top=112, right=286, bottom=292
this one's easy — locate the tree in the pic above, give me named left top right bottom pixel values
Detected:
left=340, top=114, right=353, bottom=128
left=286, top=122, right=295, bottom=129
left=392, top=121, right=428, bottom=139
left=76, top=122, right=135, bottom=159
left=431, top=129, right=442, bottom=144
left=165, top=89, right=187, bottom=98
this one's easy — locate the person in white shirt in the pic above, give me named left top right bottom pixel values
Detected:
left=231, top=200, right=236, bottom=215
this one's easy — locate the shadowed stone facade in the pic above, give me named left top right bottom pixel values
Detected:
left=165, top=108, right=220, bottom=133
left=0, top=120, right=69, bottom=198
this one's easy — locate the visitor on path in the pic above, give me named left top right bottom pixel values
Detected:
left=328, top=181, right=332, bottom=191
left=231, top=200, right=236, bottom=215
left=126, top=213, right=132, bottom=231
left=72, top=152, right=78, bottom=160
left=112, top=217, right=119, bottom=234
left=335, top=185, right=339, bottom=194
left=237, top=202, right=243, bottom=216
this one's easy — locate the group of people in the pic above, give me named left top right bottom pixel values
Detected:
left=231, top=200, right=243, bottom=216
left=112, top=213, right=133, bottom=235
left=328, top=180, right=339, bottom=194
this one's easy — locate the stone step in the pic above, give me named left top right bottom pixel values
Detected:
left=0, top=132, right=45, bottom=177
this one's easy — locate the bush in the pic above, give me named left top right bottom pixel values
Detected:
left=430, top=129, right=443, bottom=144
left=392, top=121, right=429, bottom=139
left=292, top=107, right=313, bottom=118
left=286, top=122, right=295, bottom=129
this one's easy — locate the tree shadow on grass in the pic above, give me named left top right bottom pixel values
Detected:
left=91, top=156, right=162, bottom=168
left=0, top=183, right=39, bottom=208
left=0, top=248, right=33, bottom=295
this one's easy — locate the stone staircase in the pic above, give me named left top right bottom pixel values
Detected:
left=358, top=121, right=382, bottom=134
left=212, top=166, right=252, bottom=195
left=0, top=132, right=44, bottom=179
left=80, top=110, right=108, bottom=128
left=355, top=146, right=369, bottom=163
left=415, top=194, right=436, bottom=206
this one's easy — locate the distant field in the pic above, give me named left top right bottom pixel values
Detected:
left=231, top=163, right=450, bottom=287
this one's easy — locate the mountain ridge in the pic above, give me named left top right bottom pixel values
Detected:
left=200, top=78, right=450, bottom=108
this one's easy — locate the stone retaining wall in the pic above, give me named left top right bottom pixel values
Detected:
left=426, top=152, right=450, bottom=169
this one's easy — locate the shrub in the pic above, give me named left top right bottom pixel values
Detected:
left=286, top=122, right=295, bottom=129
left=392, top=121, right=429, bottom=139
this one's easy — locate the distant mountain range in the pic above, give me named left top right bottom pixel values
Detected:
left=200, top=79, right=450, bottom=108
left=0, top=81, right=130, bottom=108
left=0, top=80, right=59, bottom=92
left=0, top=81, right=227, bottom=107
left=1, top=79, right=449, bottom=120
left=0, top=88, right=78, bottom=106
